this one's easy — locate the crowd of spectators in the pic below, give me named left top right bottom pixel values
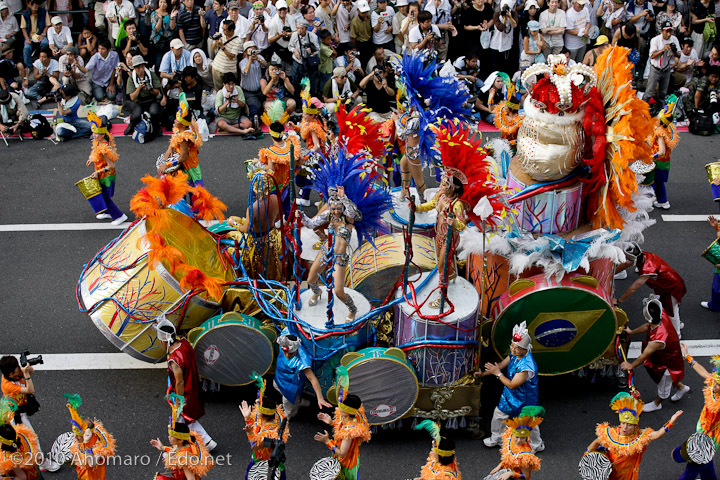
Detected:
left=1, top=0, right=720, bottom=141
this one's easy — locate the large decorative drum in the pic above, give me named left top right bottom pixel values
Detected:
left=379, top=187, right=438, bottom=237
left=491, top=273, right=617, bottom=375
left=395, top=271, right=479, bottom=386
left=78, top=210, right=235, bottom=363
left=187, top=312, right=277, bottom=386
left=326, top=348, right=419, bottom=425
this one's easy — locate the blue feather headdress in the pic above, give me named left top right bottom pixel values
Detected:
left=309, top=146, right=392, bottom=247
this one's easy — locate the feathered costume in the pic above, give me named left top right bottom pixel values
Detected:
left=65, top=393, right=116, bottom=480
left=85, top=111, right=125, bottom=221
left=129, top=173, right=230, bottom=301
left=328, top=366, right=371, bottom=480
left=155, top=393, right=213, bottom=480
left=170, top=93, right=204, bottom=187
left=336, top=103, right=386, bottom=160
left=698, top=357, right=720, bottom=445
left=258, top=118, right=302, bottom=191
left=244, top=373, right=290, bottom=478
left=392, top=53, right=470, bottom=168
left=645, top=96, right=680, bottom=204
left=0, top=398, right=42, bottom=480
left=415, top=420, right=462, bottom=480
left=498, top=406, right=543, bottom=478
left=493, top=85, right=524, bottom=147
left=595, top=393, right=653, bottom=480
left=299, top=78, right=328, bottom=153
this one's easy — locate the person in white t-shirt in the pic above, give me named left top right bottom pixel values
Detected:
left=408, top=10, right=440, bottom=55
left=564, top=0, right=591, bottom=63
left=539, top=0, right=566, bottom=56
left=673, top=36, right=701, bottom=88
left=646, top=20, right=680, bottom=101
left=371, top=0, right=395, bottom=50
left=26, top=47, right=60, bottom=101
left=48, top=16, right=73, bottom=57
left=332, top=0, right=357, bottom=51
left=105, top=0, right=136, bottom=42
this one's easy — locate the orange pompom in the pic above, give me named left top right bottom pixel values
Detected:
left=141, top=172, right=191, bottom=207
left=178, top=266, right=225, bottom=301
left=190, top=186, right=227, bottom=222
left=143, top=234, right=187, bottom=274
left=130, top=189, right=161, bottom=219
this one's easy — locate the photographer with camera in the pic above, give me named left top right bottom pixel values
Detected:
left=25, top=47, right=60, bottom=104
left=268, top=0, right=296, bottom=72
left=211, top=18, right=242, bottom=90
left=408, top=10, right=441, bottom=55
left=246, top=1, right=270, bottom=54
left=371, top=0, right=395, bottom=52
left=124, top=55, right=161, bottom=137
left=646, top=21, right=680, bottom=102
left=119, top=21, right=150, bottom=62
left=261, top=60, right=297, bottom=115
left=59, top=46, right=91, bottom=101
left=55, top=84, right=92, bottom=140
left=215, top=71, right=255, bottom=135
left=322, top=66, right=360, bottom=115
left=240, top=40, right=267, bottom=118
left=289, top=18, right=321, bottom=96
left=694, top=65, right=720, bottom=112
left=359, top=63, right=394, bottom=121
left=48, top=16, right=73, bottom=58
left=0, top=353, right=60, bottom=472
left=350, top=0, right=373, bottom=66
left=334, top=46, right=364, bottom=82
left=205, top=0, right=228, bottom=60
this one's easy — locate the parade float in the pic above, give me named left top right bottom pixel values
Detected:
left=77, top=48, right=655, bottom=433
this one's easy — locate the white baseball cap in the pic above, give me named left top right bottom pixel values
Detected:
left=0, top=2, right=9, bottom=10
left=395, top=0, right=408, bottom=6
left=170, top=38, right=184, bottom=50
left=51, top=15, right=63, bottom=25
left=275, top=0, right=288, bottom=9
left=357, top=0, right=370, bottom=12
left=524, top=0, right=538, bottom=9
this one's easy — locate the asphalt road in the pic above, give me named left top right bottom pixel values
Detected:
left=1, top=131, right=720, bottom=479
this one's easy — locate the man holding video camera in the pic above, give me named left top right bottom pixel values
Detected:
left=0, top=352, right=60, bottom=472
left=646, top=20, right=681, bottom=102
left=211, top=18, right=242, bottom=90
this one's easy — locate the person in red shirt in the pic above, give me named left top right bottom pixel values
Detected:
left=615, top=243, right=687, bottom=336
left=156, top=318, right=217, bottom=452
left=620, top=296, right=690, bottom=413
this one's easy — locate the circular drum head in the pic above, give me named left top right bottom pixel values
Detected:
left=248, top=461, right=282, bottom=480
left=310, top=457, right=341, bottom=480
left=346, top=349, right=419, bottom=425
left=50, top=432, right=75, bottom=465
left=687, top=432, right=716, bottom=465
left=192, top=315, right=275, bottom=386
left=578, top=452, right=612, bottom=480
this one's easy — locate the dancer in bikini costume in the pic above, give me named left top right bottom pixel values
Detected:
left=586, top=392, right=683, bottom=480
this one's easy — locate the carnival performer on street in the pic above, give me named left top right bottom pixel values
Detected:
left=486, top=406, right=544, bottom=480
left=493, top=84, right=524, bottom=148
left=297, top=147, right=391, bottom=320
left=621, top=296, right=689, bottom=412
left=413, top=420, right=462, bottom=480
left=65, top=393, right=116, bottom=480
left=238, top=373, right=290, bottom=479
left=701, top=216, right=720, bottom=312
left=615, top=243, right=687, bottom=335
left=155, top=318, right=217, bottom=452
left=0, top=398, right=42, bottom=480
left=587, top=392, right=683, bottom=480
left=157, top=93, right=204, bottom=188
left=150, top=393, right=213, bottom=480
left=647, top=96, right=680, bottom=210
left=273, top=332, right=332, bottom=419
left=85, top=111, right=128, bottom=225
left=680, top=343, right=720, bottom=447
left=314, top=366, right=371, bottom=480
left=672, top=432, right=717, bottom=480
left=392, top=53, right=469, bottom=203
left=476, top=321, right=544, bottom=452
left=257, top=119, right=301, bottom=214
left=286, top=78, right=328, bottom=207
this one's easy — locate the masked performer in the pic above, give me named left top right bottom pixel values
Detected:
left=314, top=366, right=371, bottom=480
left=414, top=420, right=462, bottom=480
left=393, top=53, right=469, bottom=202
left=648, top=96, right=679, bottom=210
left=486, top=406, right=544, bottom=480
left=158, top=93, right=204, bottom=188
left=296, top=148, right=392, bottom=320
left=587, top=392, right=683, bottom=480
left=65, top=394, right=116, bottom=480
left=85, top=111, right=128, bottom=225
left=0, top=399, right=42, bottom=480
left=151, top=394, right=213, bottom=480
left=238, top=373, right=290, bottom=479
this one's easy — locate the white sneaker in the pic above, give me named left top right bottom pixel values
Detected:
left=296, top=198, right=311, bottom=207
left=205, top=439, right=217, bottom=452
left=653, top=201, right=670, bottom=210
left=671, top=385, right=690, bottom=402
left=643, top=401, right=662, bottom=412
left=110, top=214, right=128, bottom=225
left=533, top=443, right=546, bottom=453
left=39, top=459, right=61, bottom=472
left=483, top=437, right=500, bottom=448
left=614, top=270, right=628, bottom=280
left=96, top=213, right=112, bottom=220
left=702, top=301, right=711, bottom=310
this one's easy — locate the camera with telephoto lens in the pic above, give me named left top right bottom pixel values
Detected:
left=257, top=14, right=264, bottom=22
left=20, top=350, right=43, bottom=368
left=501, top=4, right=510, bottom=14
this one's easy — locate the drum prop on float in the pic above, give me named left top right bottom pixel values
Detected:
left=78, top=209, right=235, bottom=363
left=395, top=271, right=479, bottom=387
left=380, top=187, right=439, bottom=237
left=186, top=312, right=277, bottom=386
left=326, top=348, right=419, bottom=425
left=491, top=273, right=617, bottom=375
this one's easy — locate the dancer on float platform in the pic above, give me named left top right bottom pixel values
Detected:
left=587, top=392, right=683, bottom=480
left=314, top=366, right=371, bottom=480
left=86, top=111, right=128, bottom=225
left=414, top=420, right=462, bottom=480
left=65, top=393, right=116, bottom=480
left=158, top=93, right=204, bottom=188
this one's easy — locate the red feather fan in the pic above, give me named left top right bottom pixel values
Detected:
left=178, top=265, right=225, bottom=301
left=581, top=87, right=608, bottom=193
left=336, top=103, right=385, bottom=158
left=530, top=78, right=584, bottom=115
left=190, top=186, right=228, bottom=221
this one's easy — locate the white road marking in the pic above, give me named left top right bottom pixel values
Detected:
left=5, top=339, right=720, bottom=370
left=662, top=215, right=719, bottom=222
left=0, top=220, right=220, bottom=232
